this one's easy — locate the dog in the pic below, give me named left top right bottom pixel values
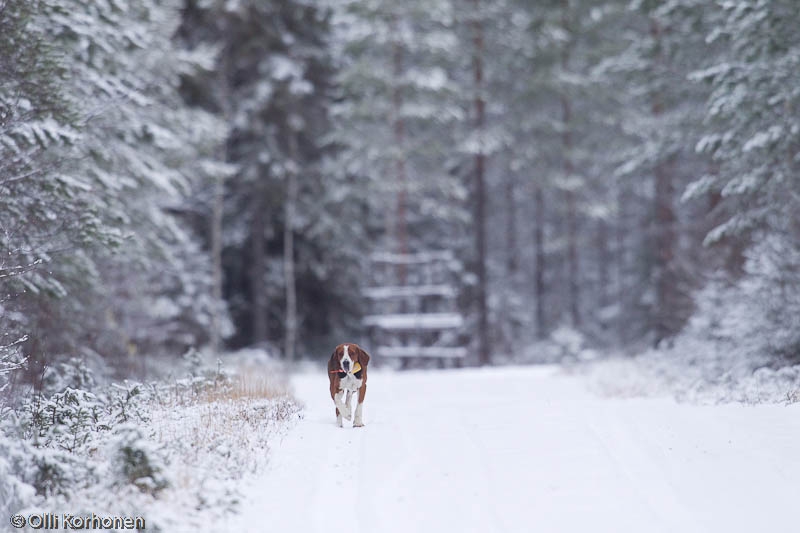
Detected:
left=328, top=343, right=370, bottom=427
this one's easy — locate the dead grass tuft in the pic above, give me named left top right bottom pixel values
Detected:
left=149, top=364, right=301, bottom=478
left=158, top=364, right=291, bottom=407
left=200, top=366, right=290, bottom=403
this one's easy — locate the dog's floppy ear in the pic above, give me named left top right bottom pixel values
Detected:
left=328, top=346, right=340, bottom=372
left=357, top=345, right=371, bottom=367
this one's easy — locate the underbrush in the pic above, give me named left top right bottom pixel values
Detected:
left=586, top=343, right=800, bottom=406
left=580, top=243, right=800, bottom=406
left=0, top=354, right=301, bottom=532
left=583, top=277, right=800, bottom=405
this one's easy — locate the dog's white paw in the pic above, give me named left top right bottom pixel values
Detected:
left=343, top=409, right=352, bottom=421
left=336, top=414, right=343, bottom=427
left=353, top=420, right=364, bottom=428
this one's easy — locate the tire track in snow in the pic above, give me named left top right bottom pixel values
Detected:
left=587, top=402, right=706, bottom=533
left=234, top=366, right=800, bottom=533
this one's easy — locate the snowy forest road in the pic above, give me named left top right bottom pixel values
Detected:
left=235, top=366, right=799, bottom=533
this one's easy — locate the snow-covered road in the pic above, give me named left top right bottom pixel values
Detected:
left=235, top=366, right=800, bottom=533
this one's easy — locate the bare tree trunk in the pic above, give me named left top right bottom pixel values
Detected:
left=565, top=185, right=579, bottom=326
left=650, top=18, right=677, bottom=344
left=501, top=164, right=518, bottom=354
left=654, top=156, right=676, bottom=342
left=615, top=186, right=627, bottom=344
left=391, top=18, right=409, bottom=285
left=284, top=131, right=299, bottom=362
left=534, top=184, right=546, bottom=339
left=250, top=184, right=268, bottom=345
left=561, top=0, right=580, bottom=328
left=707, top=164, right=745, bottom=275
left=505, top=167, right=518, bottom=276
left=391, top=18, right=410, bottom=369
left=597, top=217, right=610, bottom=310
left=210, top=174, right=224, bottom=355
left=472, top=2, right=490, bottom=366
left=210, top=42, right=232, bottom=356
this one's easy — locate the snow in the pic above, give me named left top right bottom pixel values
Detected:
left=234, top=366, right=800, bottom=533
left=0, top=353, right=302, bottom=533
left=362, top=312, right=464, bottom=330
left=375, top=346, right=467, bottom=358
left=363, top=285, right=456, bottom=299
left=370, top=251, right=454, bottom=264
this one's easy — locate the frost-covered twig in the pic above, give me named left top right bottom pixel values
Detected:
left=0, top=259, right=43, bottom=279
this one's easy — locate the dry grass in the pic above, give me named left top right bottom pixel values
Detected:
left=149, top=364, right=301, bottom=480
left=786, top=389, right=799, bottom=405
left=200, top=366, right=290, bottom=403
left=157, top=364, right=292, bottom=407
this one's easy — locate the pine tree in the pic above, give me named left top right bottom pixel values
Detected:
left=180, top=0, right=357, bottom=354
left=1, top=0, right=230, bottom=370
left=329, top=0, right=464, bottom=253
left=687, top=0, right=800, bottom=359
left=591, top=0, right=708, bottom=344
left=689, top=1, right=800, bottom=250
left=1, top=0, right=93, bottom=375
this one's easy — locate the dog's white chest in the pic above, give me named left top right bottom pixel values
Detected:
left=339, top=373, right=362, bottom=392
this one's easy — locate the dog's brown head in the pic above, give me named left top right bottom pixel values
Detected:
left=329, top=343, right=370, bottom=374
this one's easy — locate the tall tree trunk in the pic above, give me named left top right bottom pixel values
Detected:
left=615, top=186, right=627, bottom=344
left=391, top=17, right=408, bottom=284
left=707, top=163, right=745, bottom=275
left=650, top=18, right=677, bottom=343
left=391, top=18, right=409, bottom=370
left=210, top=173, right=224, bottom=355
left=210, top=42, right=232, bottom=356
left=284, top=131, right=299, bottom=362
left=565, top=185, right=579, bottom=326
left=250, top=183, right=268, bottom=344
left=653, top=156, right=676, bottom=342
left=561, top=0, right=580, bottom=327
left=472, top=2, right=489, bottom=366
left=501, top=164, right=518, bottom=354
left=597, top=217, right=610, bottom=310
left=534, top=184, right=546, bottom=339
left=505, top=167, right=518, bottom=276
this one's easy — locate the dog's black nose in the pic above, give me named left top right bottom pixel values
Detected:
left=343, top=362, right=350, bottom=370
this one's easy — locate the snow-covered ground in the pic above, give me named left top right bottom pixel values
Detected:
left=234, top=365, right=800, bottom=533
left=0, top=354, right=302, bottom=533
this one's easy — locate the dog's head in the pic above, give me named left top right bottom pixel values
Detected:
left=330, top=343, right=370, bottom=374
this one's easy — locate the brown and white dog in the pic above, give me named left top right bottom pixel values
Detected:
left=328, top=343, right=370, bottom=427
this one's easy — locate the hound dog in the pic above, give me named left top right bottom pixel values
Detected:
left=328, top=343, right=370, bottom=427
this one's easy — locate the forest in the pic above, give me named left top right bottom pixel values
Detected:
left=3, top=0, right=799, bottom=378
left=2, top=1, right=800, bottom=530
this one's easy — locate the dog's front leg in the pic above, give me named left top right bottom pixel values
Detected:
left=344, top=390, right=353, bottom=421
left=334, top=390, right=350, bottom=423
left=353, top=383, right=366, bottom=427
left=353, top=402, right=364, bottom=427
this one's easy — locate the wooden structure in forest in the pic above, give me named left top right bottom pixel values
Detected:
left=362, top=251, right=466, bottom=367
